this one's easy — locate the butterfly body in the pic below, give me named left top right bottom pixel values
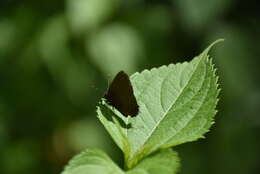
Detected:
left=104, top=71, right=139, bottom=117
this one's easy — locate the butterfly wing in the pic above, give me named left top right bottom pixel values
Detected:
left=104, top=71, right=139, bottom=117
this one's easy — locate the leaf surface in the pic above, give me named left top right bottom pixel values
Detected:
left=61, top=149, right=124, bottom=174
left=127, top=149, right=180, bottom=174
left=97, top=40, right=222, bottom=168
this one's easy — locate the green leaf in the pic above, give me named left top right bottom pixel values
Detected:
left=97, top=40, right=223, bottom=168
left=62, top=148, right=180, bottom=174
left=97, top=101, right=131, bottom=153
left=61, top=149, right=124, bottom=174
left=127, top=149, right=180, bottom=174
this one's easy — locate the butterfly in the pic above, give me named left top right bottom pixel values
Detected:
left=104, top=71, right=139, bottom=117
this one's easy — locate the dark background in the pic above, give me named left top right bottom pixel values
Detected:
left=0, top=0, right=260, bottom=174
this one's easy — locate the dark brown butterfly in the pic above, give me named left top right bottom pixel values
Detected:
left=104, top=71, right=139, bottom=117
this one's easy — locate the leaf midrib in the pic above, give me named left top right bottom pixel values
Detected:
left=131, top=57, right=204, bottom=159
left=160, top=59, right=211, bottom=147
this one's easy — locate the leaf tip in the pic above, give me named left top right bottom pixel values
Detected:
left=208, top=38, right=224, bottom=49
left=203, top=39, right=224, bottom=56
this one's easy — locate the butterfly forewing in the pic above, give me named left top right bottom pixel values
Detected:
left=104, top=71, right=139, bottom=117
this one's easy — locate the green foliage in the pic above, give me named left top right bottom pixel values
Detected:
left=176, top=0, right=232, bottom=31
left=62, top=149, right=180, bottom=174
left=61, top=149, right=124, bottom=174
left=127, top=149, right=180, bottom=174
left=1, top=0, right=259, bottom=174
left=62, top=40, right=222, bottom=174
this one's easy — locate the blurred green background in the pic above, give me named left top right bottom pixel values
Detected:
left=0, top=0, right=260, bottom=174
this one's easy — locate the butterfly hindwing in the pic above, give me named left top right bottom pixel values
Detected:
left=104, top=71, right=139, bottom=117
